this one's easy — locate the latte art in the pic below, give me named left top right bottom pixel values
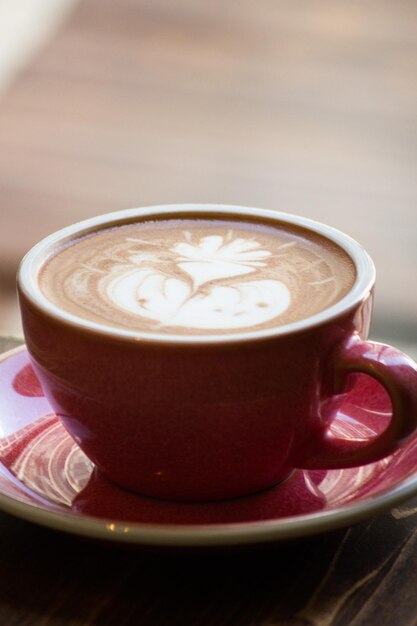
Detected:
left=103, top=234, right=291, bottom=330
left=106, top=271, right=291, bottom=330
left=40, top=219, right=356, bottom=335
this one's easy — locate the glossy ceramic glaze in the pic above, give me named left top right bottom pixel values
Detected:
left=17, top=206, right=417, bottom=500
left=2, top=347, right=417, bottom=547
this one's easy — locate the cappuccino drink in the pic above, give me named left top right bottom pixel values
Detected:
left=25, top=205, right=415, bottom=503
left=39, top=217, right=356, bottom=335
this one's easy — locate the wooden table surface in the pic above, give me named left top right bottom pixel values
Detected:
left=1, top=335, right=417, bottom=625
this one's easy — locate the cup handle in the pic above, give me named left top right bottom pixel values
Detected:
left=298, top=334, right=417, bottom=469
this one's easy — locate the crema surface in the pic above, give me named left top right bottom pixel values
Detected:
left=39, top=219, right=356, bottom=335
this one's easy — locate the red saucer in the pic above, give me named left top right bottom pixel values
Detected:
left=1, top=346, right=417, bottom=547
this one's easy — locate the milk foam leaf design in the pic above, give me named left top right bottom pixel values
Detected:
left=173, top=235, right=271, bottom=289
left=104, top=233, right=292, bottom=330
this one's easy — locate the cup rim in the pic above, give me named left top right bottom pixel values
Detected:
left=17, top=204, right=375, bottom=344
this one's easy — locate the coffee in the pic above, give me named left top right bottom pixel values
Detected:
left=39, top=218, right=356, bottom=335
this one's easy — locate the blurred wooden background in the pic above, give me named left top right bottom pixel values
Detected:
left=0, top=0, right=416, bottom=341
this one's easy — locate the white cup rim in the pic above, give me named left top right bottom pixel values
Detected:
left=17, top=204, right=375, bottom=344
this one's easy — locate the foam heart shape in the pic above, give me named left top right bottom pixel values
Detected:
left=106, top=268, right=291, bottom=330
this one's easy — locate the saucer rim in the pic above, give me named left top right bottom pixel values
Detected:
left=1, top=346, right=416, bottom=547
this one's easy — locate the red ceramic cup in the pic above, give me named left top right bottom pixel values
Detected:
left=17, top=205, right=417, bottom=501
